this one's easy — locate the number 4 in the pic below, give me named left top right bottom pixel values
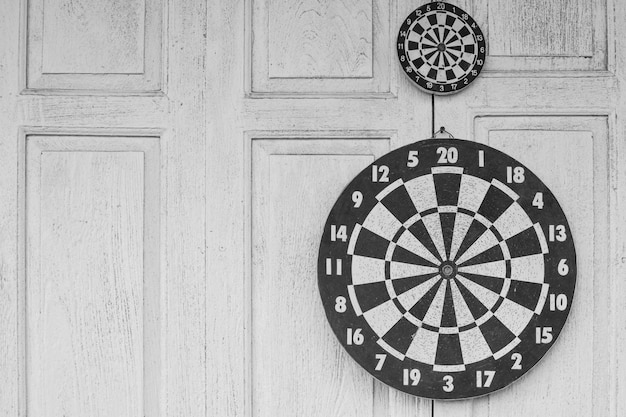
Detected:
left=532, top=192, right=544, bottom=209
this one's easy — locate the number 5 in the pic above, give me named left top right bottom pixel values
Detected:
left=407, top=150, right=419, bottom=167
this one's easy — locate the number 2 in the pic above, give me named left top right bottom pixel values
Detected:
left=511, top=353, right=522, bottom=370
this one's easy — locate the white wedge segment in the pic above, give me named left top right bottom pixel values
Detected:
left=404, top=175, right=438, bottom=214
left=493, top=203, right=533, bottom=241
left=459, top=326, right=493, bottom=364
left=510, top=254, right=545, bottom=284
left=458, top=174, right=490, bottom=212
left=449, top=279, right=476, bottom=327
left=449, top=213, right=473, bottom=260
left=458, top=260, right=507, bottom=278
left=405, top=327, right=439, bottom=364
left=390, top=262, right=438, bottom=280
left=457, top=275, right=500, bottom=310
left=422, top=280, right=448, bottom=328
left=351, top=255, right=386, bottom=285
left=362, top=203, right=403, bottom=241
left=456, top=231, right=499, bottom=265
left=397, top=275, right=442, bottom=312
left=363, top=299, right=404, bottom=338
left=395, top=229, right=441, bottom=265
left=494, top=298, right=535, bottom=336
left=422, top=213, right=447, bottom=260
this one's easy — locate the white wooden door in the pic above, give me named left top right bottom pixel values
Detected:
left=2, top=1, right=625, bottom=417
left=208, top=0, right=626, bottom=416
left=0, top=0, right=207, bottom=416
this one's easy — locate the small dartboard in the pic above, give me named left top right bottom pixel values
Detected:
left=318, top=139, right=576, bottom=399
left=397, top=2, right=486, bottom=95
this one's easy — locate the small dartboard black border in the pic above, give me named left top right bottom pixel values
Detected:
left=397, top=2, right=487, bottom=95
left=317, top=139, right=576, bottom=400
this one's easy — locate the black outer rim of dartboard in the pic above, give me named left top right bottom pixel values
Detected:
left=317, top=138, right=577, bottom=400
left=397, top=2, right=486, bottom=95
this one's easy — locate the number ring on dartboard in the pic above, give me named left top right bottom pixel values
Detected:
left=397, top=2, right=486, bottom=95
left=318, top=139, right=576, bottom=399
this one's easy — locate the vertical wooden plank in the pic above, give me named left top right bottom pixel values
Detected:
left=613, top=1, right=626, bottom=416
left=25, top=150, right=144, bottom=417
left=205, top=0, right=247, bottom=415
left=165, top=0, right=207, bottom=415
left=0, top=0, right=21, bottom=414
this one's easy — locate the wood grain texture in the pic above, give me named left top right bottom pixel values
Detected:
left=25, top=0, right=163, bottom=92
left=0, top=2, right=22, bottom=415
left=444, top=0, right=607, bottom=72
left=26, top=149, right=144, bottom=417
left=434, top=116, right=611, bottom=416
left=250, top=0, right=392, bottom=96
left=22, top=133, right=162, bottom=417
left=164, top=0, right=207, bottom=415
left=250, top=138, right=429, bottom=417
left=488, top=0, right=592, bottom=57
left=268, top=0, right=373, bottom=78
left=42, top=0, right=145, bottom=73
left=612, top=2, right=626, bottom=416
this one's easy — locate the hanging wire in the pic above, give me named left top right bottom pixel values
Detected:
left=433, top=126, right=455, bottom=139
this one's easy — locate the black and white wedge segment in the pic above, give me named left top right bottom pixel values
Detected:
left=318, top=139, right=576, bottom=399
left=397, top=2, right=486, bottom=95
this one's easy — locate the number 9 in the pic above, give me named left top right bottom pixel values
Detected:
left=352, top=191, right=363, bottom=208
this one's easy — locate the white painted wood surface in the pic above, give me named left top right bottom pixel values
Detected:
left=0, top=0, right=624, bottom=417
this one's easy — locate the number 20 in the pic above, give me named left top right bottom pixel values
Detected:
left=437, top=147, right=458, bottom=164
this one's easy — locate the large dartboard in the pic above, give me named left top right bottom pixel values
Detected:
left=397, top=2, right=486, bottom=95
left=318, top=139, right=576, bottom=399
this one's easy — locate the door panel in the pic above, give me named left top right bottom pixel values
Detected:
left=23, top=134, right=160, bottom=417
left=1, top=0, right=207, bottom=416
left=25, top=0, right=163, bottom=92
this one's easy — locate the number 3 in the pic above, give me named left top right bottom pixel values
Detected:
left=443, top=375, right=454, bottom=392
